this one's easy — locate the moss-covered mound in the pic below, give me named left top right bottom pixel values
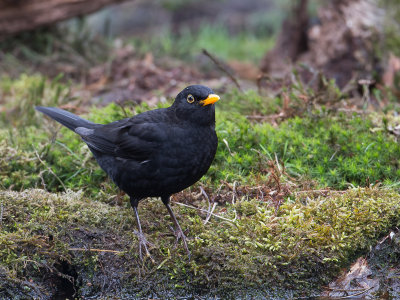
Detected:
left=1, top=188, right=399, bottom=298
left=2, top=76, right=400, bottom=195
left=2, top=99, right=400, bottom=194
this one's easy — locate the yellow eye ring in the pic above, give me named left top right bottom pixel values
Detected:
left=187, top=94, right=195, bottom=103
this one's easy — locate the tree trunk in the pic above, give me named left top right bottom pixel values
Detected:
left=0, top=0, right=134, bottom=39
left=260, top=0, right=309, bottom=76
left=260, top=0, right=385, bottom=88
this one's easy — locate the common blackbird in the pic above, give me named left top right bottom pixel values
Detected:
left=36, top=85, right=220, bottom=260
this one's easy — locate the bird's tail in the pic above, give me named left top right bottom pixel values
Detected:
left=35, top=106, right=95, bottom=131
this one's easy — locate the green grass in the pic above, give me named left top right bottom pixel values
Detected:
left=130, top=24, right=275, bottom=63
left=0, top=74, right=72, bottom=126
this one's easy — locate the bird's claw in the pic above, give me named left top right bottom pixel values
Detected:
left=169, top=226, right=191, bottom=260
left=133, top=230, right=154, bottom=263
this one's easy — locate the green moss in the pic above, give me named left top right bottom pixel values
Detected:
left=211, top=111, right=400, bottom=188
left=0, top=188, right=399, bottom=297
left=1, top=81, right=400, bottom=193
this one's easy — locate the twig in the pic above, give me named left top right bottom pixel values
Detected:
left=35, top=149, right=66, bottom=191
left=231, top=181, right=237, bottom=205
left=222, top=138, right=233, bottom=156
left=202, top=48, right=243, bottom=91
left=173, top=201, right=235, bottom=223
left=0, top=202, right=3, bottom=229
left=246, top=112, right=286, bottom=122
left=116, top=100, right=129, bottom=118
left=330, top=150, right=338, bottom=161
left=338, top=286, right=374, bottom=299
left=204, top=203, right=217, bottom=225
left=200, top=187, right=210, bottom=215
left=68, top=248, right=121, bottom=254
left=38, top=169, right=47, bottom=190
left=200, top=187, right=213, bottom=225
left=231, top=181, right=238, bottom=221
left=294, top=189, right=346, bottom=195
left=326, top=287, right=373, bottom=292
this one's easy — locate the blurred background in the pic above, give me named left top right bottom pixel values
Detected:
left=0, top=0, right=293, bottom=104
left=1, top=0, right=400, bottom=298
left=0, top=0, right=398, bottom=106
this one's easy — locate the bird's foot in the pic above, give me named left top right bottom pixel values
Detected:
left=133, top=230, right=154, bottom=263
left=169, top=226, right=191, bottom=260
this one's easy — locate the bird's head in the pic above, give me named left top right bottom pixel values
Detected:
left=172, top=85, right=220, bottom=125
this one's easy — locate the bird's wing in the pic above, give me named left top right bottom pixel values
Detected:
left=76, top=118, right=165, bottom=161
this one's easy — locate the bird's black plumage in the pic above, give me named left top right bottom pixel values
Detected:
left=36, top=85, right=220, bottom=260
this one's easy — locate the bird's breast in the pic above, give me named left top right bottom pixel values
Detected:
left=151, top=125, right=217, bottom=193
left=101, top=124, right=217, bottom=198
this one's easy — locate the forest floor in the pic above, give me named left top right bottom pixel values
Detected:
left=1, top=20, right=400, bottom=299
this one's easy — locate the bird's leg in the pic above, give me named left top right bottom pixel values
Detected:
left=130, top=197, right=153, bottom=262
left=162, top=196, right=191, bottom=259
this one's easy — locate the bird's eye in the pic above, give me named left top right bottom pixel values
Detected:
left=187, top=94, right=195, bottom=103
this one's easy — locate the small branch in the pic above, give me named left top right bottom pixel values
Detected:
left=69, top=248, right=122, bottom=254
left=0, top=202, right=3, bottom=229
left=202, top=48, right=243, bottom=91
left=222, top=138, right=233, bottom=156
left=115, top=100, right=129, bottom=118
left=294, top=189, right=346, bottom=195
left=232, top=181, right=238, bottom=221
left=204, top=203, right=217, bottom=225
left=200, top=187, right=212, bottom=224
left=326, top=287, right=373, bottom=292
left=200, top=187, right=210, bottom=213
left=173, top=201, right=235, bottom=223
left=338, top=286, right=374, bottom=299
left=35, top=149, right=66, bottom=191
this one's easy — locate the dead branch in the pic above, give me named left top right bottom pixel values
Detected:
left=202, top=48, right=243, bottom=91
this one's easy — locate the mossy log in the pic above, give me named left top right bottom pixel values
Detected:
left=0, top=0, right=133, bottom=39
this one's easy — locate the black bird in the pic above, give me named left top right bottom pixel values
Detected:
left=36, top=85, right=220, bottom=260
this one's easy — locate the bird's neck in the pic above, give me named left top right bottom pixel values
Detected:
left=172, top=106, right=215, bottom=127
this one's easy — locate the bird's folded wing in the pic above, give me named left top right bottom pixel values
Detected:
left=78, top=122, right=163, bottom=161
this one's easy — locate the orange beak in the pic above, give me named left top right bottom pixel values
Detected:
left=200, top=94, right=220, bottom=106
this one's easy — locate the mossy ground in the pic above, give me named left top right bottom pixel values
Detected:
left=1, top=73, right=400, bottom=298
left=1, top=188, right=399, bottom=298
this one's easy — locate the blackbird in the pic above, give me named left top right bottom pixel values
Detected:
left=36, top=85, right=220, bottom=260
